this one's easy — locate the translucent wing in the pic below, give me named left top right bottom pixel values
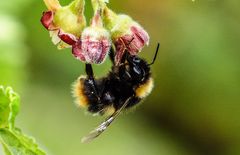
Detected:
left=81, top=97, right=131, bottom=143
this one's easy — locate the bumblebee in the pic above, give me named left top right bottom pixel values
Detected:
left=73, top=43, right=160, bottom=142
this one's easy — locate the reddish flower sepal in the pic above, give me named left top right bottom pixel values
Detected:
left=72, top=42, right=86, bottom=62
left=129, top=26, right=150, bottom=54
left=114, top=25, right=149, bottom=65
left=41, top=11, right=54, bottom=30
left=41, top=11, right=78, bottom=48
left=58, top=30, right=78, bottom=45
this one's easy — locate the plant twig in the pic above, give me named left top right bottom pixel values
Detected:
left=43, top=0, right=61, bottom=11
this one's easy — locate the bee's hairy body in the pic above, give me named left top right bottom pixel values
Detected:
left=74, top=54, right=154, bottom=115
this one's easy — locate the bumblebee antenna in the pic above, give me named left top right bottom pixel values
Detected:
left=148, top=43, right=160, bottom=66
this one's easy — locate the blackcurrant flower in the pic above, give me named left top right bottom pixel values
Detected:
left=103, top=7, right=149, bottom=64
left=41, top=0, right=86, bottom=49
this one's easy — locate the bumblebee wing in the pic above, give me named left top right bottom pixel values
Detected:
left=81, top=97, right=132, bottom=143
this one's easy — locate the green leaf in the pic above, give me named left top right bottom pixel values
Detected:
left=0, top=86, right=46, bottom=155
left=2, top=142, right=12, bottom=155
left=0, top=86, right=11, bottom=128
left=0, top=86, right=20, bottom=129
left=7, top=88, right=20, bottom=129
left=0, top=128, right=45, bottom=155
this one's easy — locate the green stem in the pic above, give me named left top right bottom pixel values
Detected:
left=70, top=0, right=85, bottom=15
left=42, top=0, right=61, bottom=11
left=91, top=0, right=107, bottom=14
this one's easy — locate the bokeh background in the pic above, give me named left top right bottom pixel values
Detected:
left=0, top=0, right=240, bottom=154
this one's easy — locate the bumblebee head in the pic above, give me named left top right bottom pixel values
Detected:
left=118, top=43, right=160, bottom=85
left=118, top=55, right=150, bottom=84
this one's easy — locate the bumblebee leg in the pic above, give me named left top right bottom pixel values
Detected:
left=85, top=64, right=94, bottom=78
left=109, top=47, right=115, bottom=65
left=85, top=64, right=100, bottom=99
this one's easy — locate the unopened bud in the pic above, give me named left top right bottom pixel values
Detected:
left=72, top=12, right=111, bottom=64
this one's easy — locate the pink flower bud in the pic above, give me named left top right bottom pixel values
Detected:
left=72, top=27, right=111, bottom=64
left=72, top=12, right=111, bottom=64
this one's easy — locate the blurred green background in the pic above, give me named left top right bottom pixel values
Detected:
left=0, top=0, right=240, bottom=155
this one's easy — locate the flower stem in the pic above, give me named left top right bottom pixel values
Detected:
left=70, top=0, right=85, bottom=15
left=91, top=0, right=107, bottom=14
left=43, top=0, right=61, bottom=11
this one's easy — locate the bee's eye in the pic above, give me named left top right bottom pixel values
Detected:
left=133, top=66, right=141, bottom=75
left=127, top=56, right=140, bottom=64
left=132, top=65, right=146, bottom=82
left=132, top=57, right=141, bottom=63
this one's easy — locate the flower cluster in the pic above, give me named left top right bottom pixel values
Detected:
left=41, top=0, right=149, bottom=64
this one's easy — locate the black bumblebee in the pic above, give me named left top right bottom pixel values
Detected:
left=73, top=43, right=160, bottom=142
